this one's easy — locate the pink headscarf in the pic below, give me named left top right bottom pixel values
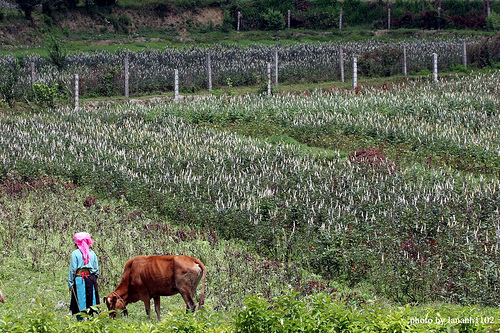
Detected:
left=74, top=232, right=94, bottom=265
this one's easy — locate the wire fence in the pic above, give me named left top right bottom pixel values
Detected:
left=0, top=39, right=477, bottom=104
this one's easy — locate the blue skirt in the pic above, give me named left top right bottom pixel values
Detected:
left=69, top=275, right=100, bottom=315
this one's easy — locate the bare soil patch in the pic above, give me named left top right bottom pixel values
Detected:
left=0, top=7, right=223, bottom=46
left=60, top=7, right=223, bottom=36
left=349, top=146, right=395, bottom=174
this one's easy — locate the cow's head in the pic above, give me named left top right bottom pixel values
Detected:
left=104, top=292, right=128, bottom=318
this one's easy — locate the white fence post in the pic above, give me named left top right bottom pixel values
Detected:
left=267, top=63, right=271, bottom=96
left=462, top=40, right=467, bottom=67
left=387, top=7, right=391, bottom=30
left=287, top=10, right=291, bottom=28
left=339, top=46, right=345, bottom=83
left=353, top=57, right=358, bottom=89
left=74, top=74, right=79, bottom=110
left=432, top=53, right=438, bottom=83
left=174, top=69, right=179, bottom=102
left=237, top=11, right=241, bottom=32
left=206, top=53, right=212, bottom=91
left=403, top=45, right=407, bottom=76
left=339, top=8, right=343, bottom=31
left=274, top=47, right=279, bottom=87
left=30, top=62, right=36, bottom=87
left=124, top=51, right=129, bottom=98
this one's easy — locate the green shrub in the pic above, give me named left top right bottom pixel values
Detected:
left=108, top=14, right=130, bottom=33
left=221, top=10, right=233, bottom=32
left=449, top=64, right=471, bottom=74
left=358, top=47, right=404, bottom=77
left=235, top=295, right=276, bottom=333
left=118, top=13, right=132, bottom=26
left=468, top=33, right=500, bottom=68
left=235, top=294, right=500, bottom=332
left=33, top=82, right=60, bottom=108
left=46, top=35, right=67, bottom=72
left=0, top=60, right=21, bottom=107
left=95, top=66, right=120, bottom=97
left=486, top=11, right=500, bottom=30
left=261, top=8, right=285, bottom=31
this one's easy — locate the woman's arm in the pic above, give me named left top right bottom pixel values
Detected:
left=67, top=251, right=78, bottom=289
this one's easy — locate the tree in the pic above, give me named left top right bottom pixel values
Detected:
left=46, top=35, right=67, bottom=72
left=262, top=8, right=285, bottom=30
left=42, top=0, right=54, bottom=17
left=14, top=0, right=43, bottom=20
left=42, top=0, right=79, bottom=18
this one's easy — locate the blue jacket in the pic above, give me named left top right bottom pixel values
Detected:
left=67, top=249, right=99, bottom=289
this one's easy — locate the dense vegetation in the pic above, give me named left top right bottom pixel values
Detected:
left=0, top=39, right=470, bottom=101
left=2, top=0, right=500, bottom=31
left=1, top=34, right=500, bottom=107
left=1, top=1, right=500, bottom=330
left=1, top=72, right=500, bottom=329
left=1, top=68, right=500, bottom=303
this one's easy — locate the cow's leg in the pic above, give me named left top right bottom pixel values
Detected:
left=153, top=296, right=161, bottom=321
left=191, top=283, right=202, bottom=310
left=143, top=297, right=152, bottom=319
left=179, top=290, right=196, bottom=313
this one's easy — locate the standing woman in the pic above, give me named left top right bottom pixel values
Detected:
left=68, top=232, right=100, bottom=320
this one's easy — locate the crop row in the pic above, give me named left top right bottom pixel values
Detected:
left=0, top=73, right=499, bottom=305
left=167, top=71, right=500, bottom=174
left=0, top=39, right=469, bottom=99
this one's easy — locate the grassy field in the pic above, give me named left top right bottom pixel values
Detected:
left=0, top=179, right=499, bottom=332
left=1, top=0, right=500, bottom=329
left=0, top=68, right=499, bottom=331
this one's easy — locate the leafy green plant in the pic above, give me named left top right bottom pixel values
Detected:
left=33, top=82, right=60, bottom=108
left=225, top=77, right=235, bottom=96
left=221, top=10, right=234, bottom=32
left=486, top=11, right=500, bottom=30
left=108, top=14, right=132, bottom=34
left=261, top=9, right=285, bottom=31
left=95, top=66, right=120, bottom=97
left=235, top=295, right=276, bottom=333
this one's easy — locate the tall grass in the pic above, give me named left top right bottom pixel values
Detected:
left=0, top=72, right=499, bottom=306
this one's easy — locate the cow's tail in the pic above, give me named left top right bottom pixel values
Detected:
left=196, top=259, right=206, bottom=309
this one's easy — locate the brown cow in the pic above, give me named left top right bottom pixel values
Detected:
left=104, top=255, right=206, bottom=320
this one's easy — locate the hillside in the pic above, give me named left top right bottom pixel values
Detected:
left=1, top=0, right=499, bottom=50
left=0, top=6, right=224, bottom=48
